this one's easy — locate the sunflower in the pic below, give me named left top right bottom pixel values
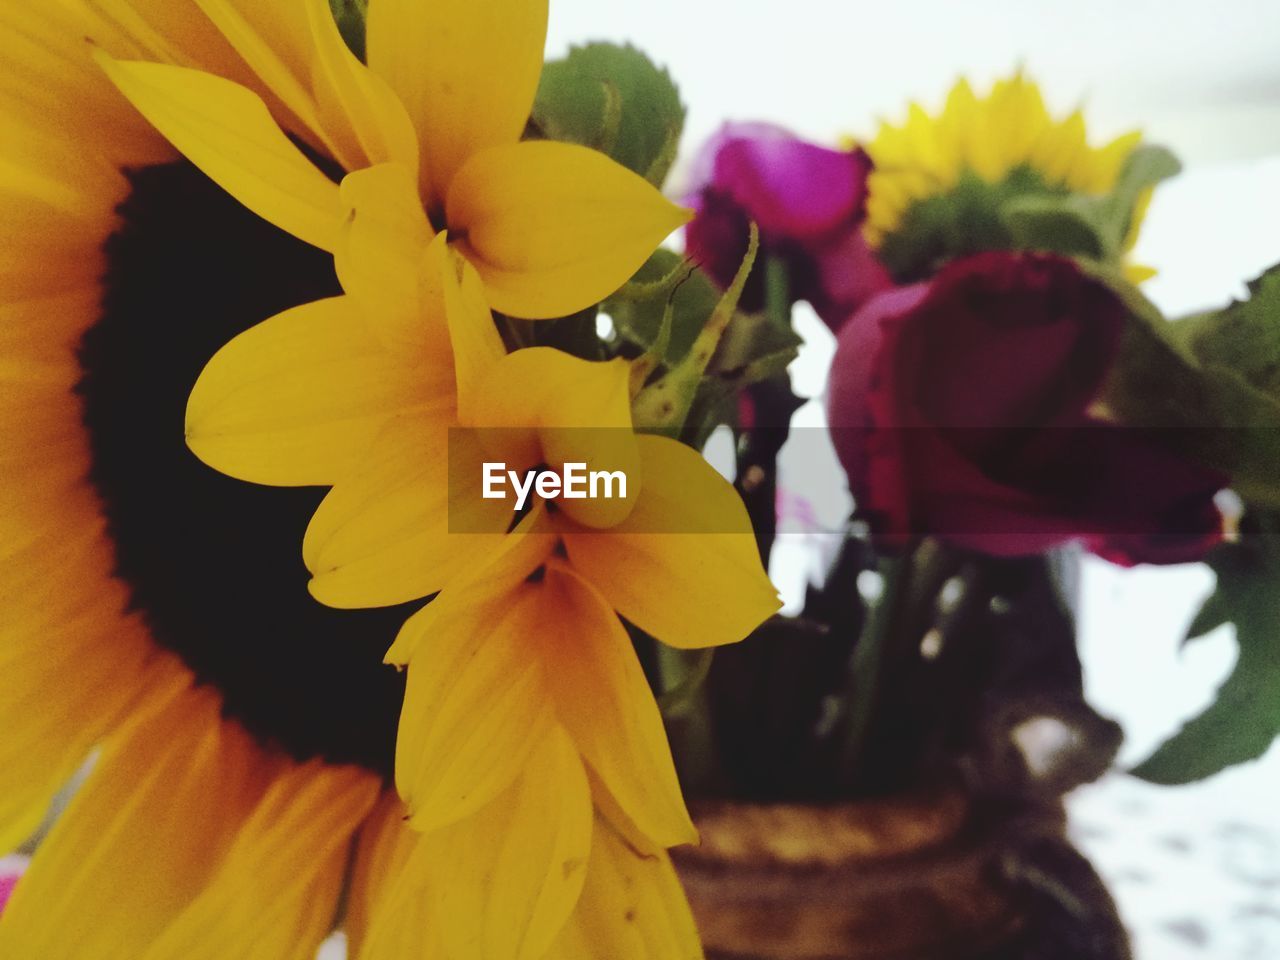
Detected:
left=371, top=345, right=780, bottom=837
left=126, top=0, right=779, bottom=947
left=185, top=157, right=779, bottom=910
left=863, top=73, right=1158, bottom=282
left=350, top=783, right=704, bottom=958
left=0, top=3, right=398, bottom=954
left=0, top=1, right=712, bottom=956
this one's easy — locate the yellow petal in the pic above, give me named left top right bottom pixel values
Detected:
left=140, top=762, right=379, bottom=960
left=551, top=812, right=704, bottom=960
left=473, top=347, right=633, bottom=431
left=0, top=2, right=200, bottom=168
left=0, top=117, right=126, bottom=222
left=68, top=0, right=207, bottom=67
left=336, top=164, right=439, bottom=351
left=1087, top=130, right=1143, bottom=194
left=449, top=141, right=693, bottom=319
left=424, top=726, right=592, bottom=960
left=1123, top=187, right=1155, bottom=257
left=304, top=418, right=511, bottom=609
left=191, top=0, right=416, bottom=175
left=190, top=0, right=329, bottom=152
left=563, top=434, right=780, bottom=649
left=1125, top=262, right=1158, bottom=284
left=439, top=234, right=506, bottom=424
left=473, top=347, right=640, bottom=528
left=0, top=677, right=278, bottom=957
left=96, top=55, right=343, bottom=251
left=347, top=794, right=440, bottom=960
left=365, top=0, right=548, bottom=206
left=81, top=0, right=271, bottom=98
left=540, top=562, right=696, bottom=848
left=0, top=588, right=154, bottom=854
left=394, top=582, right=556, bottom=832
left=383, top=505, right=556, bottom=665
left=304, top=0, right=420, bottom=173
left=186, top=296, right=446, bottom=487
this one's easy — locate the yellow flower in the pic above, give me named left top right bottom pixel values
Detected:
left=0, top=1, right=709, bottom=957
left=188, top=158, right=778, bottom=810
left=166, top=1, right=782, bottom=930
left=187, top=156, right=778, bottom=953
left=97, top=0, right=691, bottom=321
left=864, top=73, right=1156, bottom=282
left=380, top=345, right=781, bottom=832
left=350, top=787, right=703, bottom=960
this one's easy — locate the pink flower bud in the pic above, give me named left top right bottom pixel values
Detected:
left=684, top=123, right=891, bottom=328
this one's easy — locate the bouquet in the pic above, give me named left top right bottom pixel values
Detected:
left=0, top=3, right=1274, bottom=958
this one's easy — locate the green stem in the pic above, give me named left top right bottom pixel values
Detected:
left=657, top=646, right=723, bottom=794
left=734, top=254, right=797, bottom=561
left=632, top=225, right=759, bottom=434
left=837, top=554, right=906, bottom=779
left=764, top=255, right=790, bottom=327
left=659, top=244, right=787, bottom=794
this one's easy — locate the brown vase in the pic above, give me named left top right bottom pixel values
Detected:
left=674, top=789, right=1129, bottom=960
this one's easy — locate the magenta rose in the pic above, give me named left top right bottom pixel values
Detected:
left=826, top=251, right=1226, bottom=562
left=684, top=122, right=891, bottom=328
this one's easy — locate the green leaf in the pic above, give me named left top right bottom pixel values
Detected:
left=616, top=254, right=802, bottom=393
left=1099, top=292, right=1236, bottom=460
left=604, top=249, right=719, bottom=365
left=628, top=291, right=676, bottom=396
left=632, top=225, right=760, bottom=434
left=1096, top=263, right=1280, bottom=505
left=611, top=235, right=798, bottom=439
left=500, top=306, right=605, bottom=361
left=1081, top=144, right=1181, bottom=252
left=1201, top=369, right=1280, bottom=507
left=1188, top=266, right=1280, bottom=504
left=1132, top=531, right=1280, bottom=784
left=704, top=306, right=802, bottom=391
left=532, top=43, right=686, bottom=187
left=1184, top=265, right=1280, bottom=397
left=1116, top=144, right=1183, bottom=199
left=1001, top=195, right=1107, bottom=260
left=1005, top=146, right=1179, bottom=264
left=610, top=249, right=695, bottom=305
left=878, top=169, right=1043, bottom=281
left=329, top=0, right=367, bottom=60
left=879, top=146, right=1180, bottom=281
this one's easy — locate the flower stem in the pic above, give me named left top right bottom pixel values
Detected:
left=765, top=255, right=790, bottom=327
left=836, top=552, right=906, bottom=780
left=736, top=254, right=797, bottom=562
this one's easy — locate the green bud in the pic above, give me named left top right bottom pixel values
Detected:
left=532, top=43, right=685, bottom=187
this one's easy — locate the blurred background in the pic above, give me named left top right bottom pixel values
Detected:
left=543, top=2, right=1280, bottom=956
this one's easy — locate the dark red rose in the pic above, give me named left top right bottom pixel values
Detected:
left=684, top=123, right=891, bottom=328
left=827, top=252, right=1226, bottom=560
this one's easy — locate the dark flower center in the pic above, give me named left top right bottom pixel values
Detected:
left=78, top=159, right=412, bottom=779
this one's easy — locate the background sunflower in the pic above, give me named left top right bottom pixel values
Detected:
left=863, top=74, right=1162, bottom=283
